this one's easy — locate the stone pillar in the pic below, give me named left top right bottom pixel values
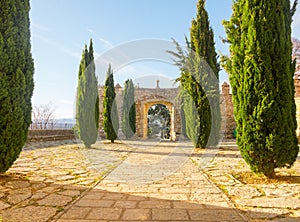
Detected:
left=142, top=103, right=149, bottom=139
left=221, top=82, right=236, bottom=139
left=222, top=81, right=230, bottom=95
left=294, top=74, right=300, bottom=96
left=170, top=106, right=176, bottom=141
left=294, top=76, right=300, bottom=141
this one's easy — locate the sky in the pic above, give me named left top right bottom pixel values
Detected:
left=29, top=0, right=300, bottom=118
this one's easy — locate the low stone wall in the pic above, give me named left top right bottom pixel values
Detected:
left=27, top=129, right=76, bottom=142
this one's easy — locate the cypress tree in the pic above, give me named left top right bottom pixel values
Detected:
left=122, top=79, right=136, bottom=138
left=0, top=0, right=34, bottom=172
left=182, top=90, right=200, bottom=143
left=179, top=103, right=187, bottom=138
left=103, top=64, right=119, bottom=143
left=76, top=39, right=98, bottom=148
left=89, top=40, right=100, bottom=131
left=222, top=0, right=299, bottom=178
left=170, top=0, right=220, bottom=148
left=95, top=95, right=100, bottom=130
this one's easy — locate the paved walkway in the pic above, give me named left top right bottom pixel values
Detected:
left=192, top=142, right=300, bottom=222
left=0, top=140, right=132, bottom=222
left=1, top=139, right=299, bottom=221
left=55, top=139, right=245, bottom=221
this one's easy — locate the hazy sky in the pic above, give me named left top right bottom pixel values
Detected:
left=30, top=0, right=300, bottom=118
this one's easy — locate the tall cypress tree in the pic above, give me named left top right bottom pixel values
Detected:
left=170, top=0, right=220, bottom=148
left=122, top=79, right=136, bottom=138
left=190, top=0, right=220, bottom=148
left=103, top=65, right=119, bottom=143
left=76, top=39, right=98, bottom=148
left=0, top=0, right=34, bottom=172
left=88, top=40, right=100, bottom=131
left=182, top=90, right=200, bottom=143
left=222, top=0, right=299, bottom=178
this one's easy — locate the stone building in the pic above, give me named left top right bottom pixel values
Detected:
left=97, top=39, right=300, bottom=141
left=99, top=81, right=181, bottom=141
left=293, top=38, right=300, bottom=75
left=220, top=82, right=236, bottom=139
left=219, top=78, right=300, bottom=140
left=98, top=75, right=300, bottom=141
left=98, top=80, right=237, bottom=140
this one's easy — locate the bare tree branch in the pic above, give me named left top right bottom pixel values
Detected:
left=32, top=103, right=56, bottom=129
left=293, top=38, right=300, bottom=72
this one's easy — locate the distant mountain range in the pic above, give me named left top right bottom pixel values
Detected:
left=55, top=118, right=76, bottom=124
left=30, top=118, right=75, bottom=130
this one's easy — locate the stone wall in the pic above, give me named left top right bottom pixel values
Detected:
left=220, top=76, right=300, bottom=141
left=98, top=63, right=300, bottom=141
left=294, top=76, right=300, bottom=140
left=98, top=81, right=237, bottom=140
left=220, top=82, right=236, bottom=139
left=98, top=83, right=181, bottom=139
left=27, top=130, right=76, bottom=142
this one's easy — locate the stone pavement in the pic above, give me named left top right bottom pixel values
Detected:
left=191, top=141, right=300, bottom=221
left=1, top=139, right=300, bottom=221
left=0, top=140, right=132, bottom=222
left=55, top=139, right=246, bottom=221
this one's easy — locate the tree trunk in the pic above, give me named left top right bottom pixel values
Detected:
left=265, top=170, right=276, bottom=179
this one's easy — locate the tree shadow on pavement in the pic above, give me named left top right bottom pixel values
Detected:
left=0, top=174, right=299, bottom=222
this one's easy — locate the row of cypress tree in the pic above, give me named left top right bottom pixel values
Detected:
left=0, top=0, right=136, bottom=171
left=102, top=68, right=136, bottom=143
left=0, top=0, right=299, bottom=179
left=170, top=0, right=299, bottom=178
left=76, top=55, right=136, bottom=145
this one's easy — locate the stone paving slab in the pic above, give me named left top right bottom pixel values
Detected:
left=2, top=139, right=300, bottom=221
left=191, top=141, right=300, bottom=221
left=56, top=139, right=246, bottom=221
left=0, top=140, right=132, bottom=222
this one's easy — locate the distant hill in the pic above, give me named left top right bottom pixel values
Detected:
left=55, top=118, right=76, bottom=124
left=53, top=118, right=75, bottom=129
left=30, top=118, right=75, bottom=130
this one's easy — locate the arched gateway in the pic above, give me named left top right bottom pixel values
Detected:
left=98, top=81, right=239, bottom=141
left=136, top=95, right=176, bottom=140
left=98, top=81, right=181, bottom=141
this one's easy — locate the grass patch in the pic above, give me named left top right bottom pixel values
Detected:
left=56, top=207, right=64, bottom=213
left=231, top=171, right=300, bottom=184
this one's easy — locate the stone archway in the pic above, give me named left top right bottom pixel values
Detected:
left=98, top=83, right=182, bottom=139
left=135, top=95, right=177, bottom=141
